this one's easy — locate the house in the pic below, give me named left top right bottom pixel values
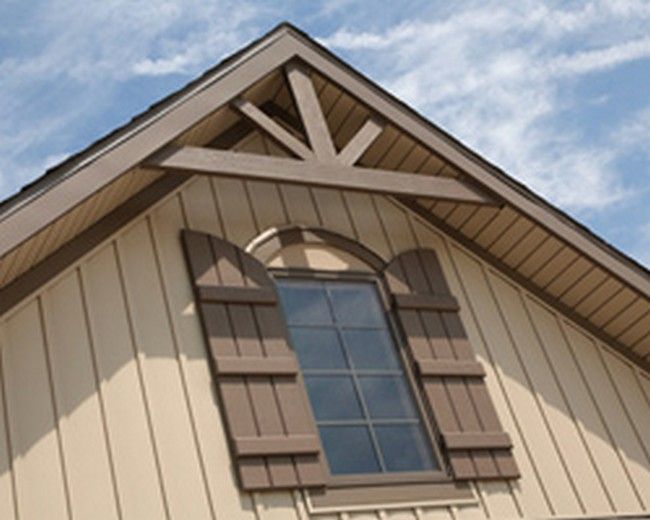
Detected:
left=0, top=22, right=648, bottom=520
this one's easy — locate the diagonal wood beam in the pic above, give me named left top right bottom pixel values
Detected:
left=230, top=97, right=382, bottom=166
left=146, top=145, right=497, bottom=205
left=337, top=116, right=384, bottom=165
left=285, top=62, right=337, bottom=160
left=232, top=98, right=314, bottom=160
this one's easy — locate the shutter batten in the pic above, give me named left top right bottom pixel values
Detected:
left=213, top=356, right=299, bottom=376
left=393, top=293, right=460, bottom=312
left=383, top=248, right=519, bottom=481
left=416, top=359, right=486, bottom=377
left=234, top=435, right=321, bottom=456
left=182, top=230, right=327, bottom=490
left=197, top=285, right=277, bottom=304
left=442, top=432, right=513, bottom=450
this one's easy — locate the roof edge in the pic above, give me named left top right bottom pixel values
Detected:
left=0, top=22, right=294, bottom=220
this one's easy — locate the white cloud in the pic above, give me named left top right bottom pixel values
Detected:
left=322, top=1, right=650, bottom=211
left=132, top=55, right=192, bottom=76
left=549, top=36, right=650, bottom=76
left=614, top=105, right=650, bottom=155
left=0, top=0, right=266, bottom=199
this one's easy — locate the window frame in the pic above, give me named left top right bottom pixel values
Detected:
left=270, top=266, right=452, bottom=489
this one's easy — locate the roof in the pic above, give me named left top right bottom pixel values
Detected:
left=0, top=22, right=648, bottom=370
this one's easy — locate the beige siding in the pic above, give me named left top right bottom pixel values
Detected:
left=0, top=174, right=648, bottom=519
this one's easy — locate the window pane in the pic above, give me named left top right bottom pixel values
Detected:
left=328, top=284, right=385, bottom=327
left=277, top=283, right=332, bottom=325
left=375, top=424, right=437, bottom=472
left=289, top=327, right=348, bottom=370
left=277, top=278, right=440, bottom=477
left=359, top=376, right=418, bottom=419
left=319, top=425, right=380, bottom=475
left=304, top=376, right=363, bottom=420
left=342, top=329, right=400, bottom=370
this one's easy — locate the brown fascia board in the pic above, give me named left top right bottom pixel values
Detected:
left=0, top=22, right=647, bottom=299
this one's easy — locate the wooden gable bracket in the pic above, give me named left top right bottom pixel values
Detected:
left=146, top=62, right=497, bottom=206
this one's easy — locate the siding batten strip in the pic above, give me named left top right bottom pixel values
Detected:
left=118, top=220, right=213, bottom=518
left=37, top=298, right=74, bottom=520
left=407, top=214, right=538, bottom=517
left=520, top=294, right=615, bottom=512
left=147, top=213, right=217, bottom=519
left=76, top=268, right=124, bottom=519
left=0, top=327, right=18, bottom=520
left=41, top=273, right=122, bottom=519
left=167, top=193, right=260, bottom=519
left=557, top=320, right=644, bottom=510
left=112, top=242, right=173, bottom=519
left=484, top=272, right=587, bottom=514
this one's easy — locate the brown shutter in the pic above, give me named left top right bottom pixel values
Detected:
left=181, top=229, right=327, bottom=490
left=384, top=248, right=519, bottom=480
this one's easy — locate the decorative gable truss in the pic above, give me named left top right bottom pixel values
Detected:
left=146, top=61, right=497, bottom=207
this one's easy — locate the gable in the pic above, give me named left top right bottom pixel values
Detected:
left=0, top=23, right=647, bottom=373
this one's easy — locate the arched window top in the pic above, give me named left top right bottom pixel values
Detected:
left=246, top=226, right=386, bottom=273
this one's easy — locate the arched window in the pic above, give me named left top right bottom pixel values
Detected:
left=182, top=226, right=517, bottom=509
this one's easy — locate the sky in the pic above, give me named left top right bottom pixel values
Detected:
left=1, top=0, right=649, bottom=266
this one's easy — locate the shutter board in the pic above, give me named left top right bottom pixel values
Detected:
left=394, top=293, right=460, bottom=311
left=214, top=356, right=299, bottom=376
left=198, top=285, right=277, bottom=305
left=181, top=230, right=327, bottom=490
left=384, top=248, right=519, bottom=481
left=234, top=435, right=321, bottom=456
left=443, top=432, right=512, bottom=450
left=417, top=359, right=486, bottom=377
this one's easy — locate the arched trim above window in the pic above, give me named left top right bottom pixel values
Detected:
left=246, top=226, right=386, bottom=273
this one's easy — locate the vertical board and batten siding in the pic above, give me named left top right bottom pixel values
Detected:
left=0, top=173, right=648, bottom=517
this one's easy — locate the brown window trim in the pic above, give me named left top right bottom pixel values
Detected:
left=304, top=480, right=475, bottom=513
left=270, top=266, right=476, bottom=508
left=247, top=225, right=386, bottom=272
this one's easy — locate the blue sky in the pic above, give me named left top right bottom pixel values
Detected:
left=1, top=1, right=649, bottom=266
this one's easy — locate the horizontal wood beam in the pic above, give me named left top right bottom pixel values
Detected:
left=232, top=98, right=314, bottom=160
left=146, top=146, right=497, bottom=205
left=198, top=285, right=277, bottom=305
left=442, top=432, right=512, bottom=450
left=213, top=357, right=299, bottom=376
left=394, top=293, right=460, bottom=312
left=233, top=435, right=320, bottom=457
left=416, top=359, right=486, bottom=378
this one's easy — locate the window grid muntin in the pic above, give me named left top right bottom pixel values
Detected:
left=277, top=277, right=437, bottom=475
left=319, top=281, right=389, bottom=472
